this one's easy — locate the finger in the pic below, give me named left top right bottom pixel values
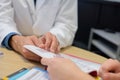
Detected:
left=98, top=67, right=106, bottom=78
left=98, top=67, right=102, bottom=77
left=41, top=58, right=51, bottom=66
left=45, top=34, right=52, bottom=50
left=57, top=46, right=60, bottom=53
left=39, top=36, right=46, bottom=44
left=29, top=35, right=40, bottom=47
left=50, top=36, right=59, bottom=53
left=102, top=73, right=120, bottom=80
left=101, top=59, right=119, bottom=72
left=38, top=37, right=45, bottom=49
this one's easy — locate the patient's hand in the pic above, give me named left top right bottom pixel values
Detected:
left=41, top=57, right=95, bottom=80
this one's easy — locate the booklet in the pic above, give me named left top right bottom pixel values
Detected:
left=16, top=67, right=49, bottom=80
left=2, top=67, right=48, bottom=80
left=24, top=45, right=101, bottom=76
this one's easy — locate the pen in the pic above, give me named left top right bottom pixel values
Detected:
left=2, top=68, right=28, bottom=80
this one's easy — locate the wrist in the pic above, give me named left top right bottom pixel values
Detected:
left=9, top=35, right=20, bottom=49
left=2, top=32, right=19, bottom=49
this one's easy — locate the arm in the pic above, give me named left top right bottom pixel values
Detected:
left=38, top=0, right=77, bottom=53
left=99, top=59, right=120, bottom=80
left=41, top=57, right=95, bottom=80
left=49, top=0, right=78, bottom=48
left=0, top=0, right=20, bottom=46
left=0, top=0, right=41, bottom=61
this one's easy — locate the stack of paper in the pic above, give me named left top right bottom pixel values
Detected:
left=24, top=45, right=101, bottom=75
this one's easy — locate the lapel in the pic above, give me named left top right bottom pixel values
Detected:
left=26, top=0, right=35, bottom=13
left=25, top=0, right=36, bottom=22
left=36, top=0, right=45, bottom=11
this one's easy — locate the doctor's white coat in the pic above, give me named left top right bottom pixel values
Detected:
left=0, top=0, right=77, bottom=48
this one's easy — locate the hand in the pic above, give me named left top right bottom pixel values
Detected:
left=41, top=57, right=95, bottom=80
left=39, top=32, right=60, bottom=53
left=10, top=35, right=41, bottom=61
left=99, top=59, right=120, bottom=80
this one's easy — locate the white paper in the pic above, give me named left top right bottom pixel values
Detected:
left=24, top=45, right=101, bottom=75
left=24, top=45, right=55, bottom=58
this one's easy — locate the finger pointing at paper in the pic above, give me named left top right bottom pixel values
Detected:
left=38, top=32, right=60, bottom=53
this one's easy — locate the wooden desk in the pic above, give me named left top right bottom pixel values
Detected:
left=0, top=46, right=107, bottom=78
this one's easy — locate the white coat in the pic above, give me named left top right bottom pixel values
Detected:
left=0, top=0, right=77, bottom=48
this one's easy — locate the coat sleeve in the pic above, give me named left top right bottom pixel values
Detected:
left=50, top=0, right=78, bottom=48
left=0, top=0, right=20, bottom=46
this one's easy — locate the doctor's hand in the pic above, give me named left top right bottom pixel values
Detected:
left=41, top=57, right=95, bottom=80
left=39, top=32, right=60, bottom=53
left=10, top=35, right=41, bottom=62
left=99, top=59, right=120, bottom=80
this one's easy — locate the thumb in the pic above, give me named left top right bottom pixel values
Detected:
left=102, top=73, right=120, bottom=80
left=41, top=58, right=51, bottom=66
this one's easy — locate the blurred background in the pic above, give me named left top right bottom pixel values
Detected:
left=73, top=0, right=120, bottom=59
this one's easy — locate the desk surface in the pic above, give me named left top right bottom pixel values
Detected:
left=0, top=46, right=107, bottom=78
